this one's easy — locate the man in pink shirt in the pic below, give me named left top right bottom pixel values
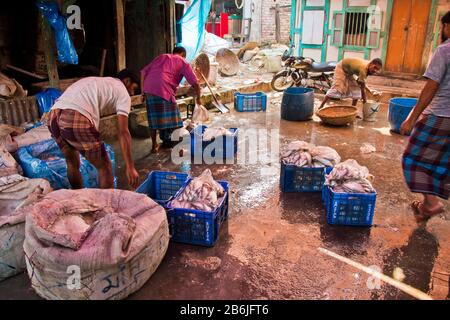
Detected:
left=141, top=46, right=202, bottom=153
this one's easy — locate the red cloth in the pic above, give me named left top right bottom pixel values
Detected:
left=141, top=54, right=199, bottom=104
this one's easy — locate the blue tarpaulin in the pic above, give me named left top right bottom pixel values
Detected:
left=177, top=0, right=212, bottom=62
left=36, top=1, right=79, bottom=65
left=17, top=139, right=117, bottom=190
left=35, top=88, right=62, bottom=116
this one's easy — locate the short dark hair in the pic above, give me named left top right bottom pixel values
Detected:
left=370, top=58, right=383, bottom=66
left=442, top=11, right=450, bottom=24
left=117, top=69, right=140, bottom=86
left=173, top=46, right=187, bottom=56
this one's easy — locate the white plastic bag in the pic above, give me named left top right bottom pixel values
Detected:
left=192, top=104, right=210, bottom=123
left=0, top=146, right=21, bottom=177
left=202, top=32, right=231, bottom=56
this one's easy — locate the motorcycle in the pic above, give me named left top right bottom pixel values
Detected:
left=271, top=48, right=337, bottom=93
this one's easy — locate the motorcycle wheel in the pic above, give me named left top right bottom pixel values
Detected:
left=271, top=72, right=295, bottom=92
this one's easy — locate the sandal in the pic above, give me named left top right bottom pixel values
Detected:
left=411, top=201, right=444, bottom=223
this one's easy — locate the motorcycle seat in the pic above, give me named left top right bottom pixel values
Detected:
left=311, top=61, right=337, bottom=72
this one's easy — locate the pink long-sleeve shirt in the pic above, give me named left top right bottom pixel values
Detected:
left=141, top=54, right=199, bottom=103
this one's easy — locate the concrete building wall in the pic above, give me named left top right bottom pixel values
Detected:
left=248, top=0, right=263, bottom=43
left=292, top=0, right=447, bottom=73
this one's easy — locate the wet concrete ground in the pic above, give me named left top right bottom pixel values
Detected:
left=0, top=96, right=448, bottom=300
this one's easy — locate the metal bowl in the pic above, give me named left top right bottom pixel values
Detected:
left=216, top=48, right=240, bottom=76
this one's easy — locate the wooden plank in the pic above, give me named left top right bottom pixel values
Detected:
left=40, top=12, right=60, bottom=89
left=115, top=0, right=126, bottom=72
left=168, top=0, right=176, bottom=52
left=275, top=4, right=281, bottom=43
left=100, top=49, right=107, bottom=77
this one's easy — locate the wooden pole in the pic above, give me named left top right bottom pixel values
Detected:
left=319, top=248, right=433, bottom=301
left=168, top=0, right=176, bottom=52
left=100, top=49, right=107, bottom=77
left=211, top=0, right=216, bottom=35
left=275, top=4, right=281, bottom=43
left=115, top=0, right=126, bottom=72
left=40, top=12, right=60, bottom=89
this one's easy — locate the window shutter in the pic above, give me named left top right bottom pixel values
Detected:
left=366, top=12, right=382, bottom=49
left=331, top=11, right=345, bottom=47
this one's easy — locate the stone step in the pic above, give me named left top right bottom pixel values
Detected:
left=367, top=75, right=426, bottom=91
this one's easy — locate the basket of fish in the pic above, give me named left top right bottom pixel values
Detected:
left=167, top=170, right=229, bottom=247
left=280, top=141, right=341, bottom=193
left=323, top=159, right=377, bottom=227
left=136, top=171, right=190, bottom=208
left=191, top=125, right=238, bottom=161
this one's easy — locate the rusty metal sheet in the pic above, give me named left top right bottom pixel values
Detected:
left=0, top=97, right=40, bottom=126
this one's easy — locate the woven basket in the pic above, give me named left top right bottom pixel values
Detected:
left=317, top=106, right=358, bottom=126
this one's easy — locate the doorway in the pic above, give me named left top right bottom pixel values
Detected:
left=385, top=0, right=432, bottom=75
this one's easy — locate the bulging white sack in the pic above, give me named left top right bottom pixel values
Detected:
left=24, top=189, right=169, bottom=300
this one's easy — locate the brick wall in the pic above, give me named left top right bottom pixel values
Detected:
left=261, top=0, right=292, bottom=44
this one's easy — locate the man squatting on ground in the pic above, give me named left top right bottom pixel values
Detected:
left=400, top=11, right=450, bottom=222
left=319, top=57, right=383, bottom=110
left=48, top=70, right=141, bottom=189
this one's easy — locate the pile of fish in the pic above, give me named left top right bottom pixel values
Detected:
left=203, top=127, right=234, bottom=141
left=281, top=141, right=341, bottom=168
left=325, top=159, right=376, bottom=194
left=170, top=169, right=225, bottom=212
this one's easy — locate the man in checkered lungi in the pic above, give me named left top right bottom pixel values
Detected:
left=141, top=46, right=202, bottom=153
left=48, top=70, right=141, bottom=189
left=400, top=11, right=450, bottom=222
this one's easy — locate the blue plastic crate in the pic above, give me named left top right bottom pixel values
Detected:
left=167, top=180, right=229, bottom=247
left=191, top=125, right=238, bottom=161
left=136, top=171, right=189, bottom=207
left=280, top=164, right=332, bottom=193
left=323, top=186, right=377, bottom=227
left=234, top=92, right=267, bottom=112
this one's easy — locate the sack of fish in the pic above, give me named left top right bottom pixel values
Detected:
left=280, top=141, right=341, bottom=193
left=168, top=169, right=229, bottom=246
left=323, top=159, right=377, bottom=227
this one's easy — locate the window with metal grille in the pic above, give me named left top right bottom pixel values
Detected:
left=331, top=8, right=382, bottom=49
left=344, top=12, right=369, bottom=47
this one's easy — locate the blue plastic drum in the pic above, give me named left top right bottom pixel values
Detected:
left=388, top=98, right=418, bottom=134
left=281, top=87, right=315, bottom=121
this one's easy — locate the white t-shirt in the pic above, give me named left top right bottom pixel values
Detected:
left=52, top=77, right=131, bottom=130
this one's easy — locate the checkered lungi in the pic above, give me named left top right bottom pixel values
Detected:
left=145, top=94, right=183, bottom=130
left=326, top=62, right=362, bottom=100
left=402, top=114, right=450, bottom=200
left=48, top=109, right=107, bottom=160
